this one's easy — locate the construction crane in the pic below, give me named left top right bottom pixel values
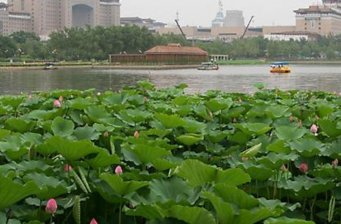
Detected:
left=240, top=16, right=254, bottom=39
left=175, top=19, right=186, bottom=40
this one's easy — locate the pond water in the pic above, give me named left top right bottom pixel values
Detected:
left=0, top=64, right=341, bottom=94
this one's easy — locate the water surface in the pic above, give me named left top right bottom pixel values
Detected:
left=0, top=64, right=340, bottom=94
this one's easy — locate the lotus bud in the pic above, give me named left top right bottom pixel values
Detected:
left=58, top=96, right=64, bottom=102
left=90, top=218, right=98, bottom=224
left=134, top=130, right=140, bottom=139
left=64, top=164, right=72, bottom=172
left=103, top=131, right=109, bottom=138
left=53, top=99, right=61, bottom=108
left=209, top=111, right=213, bottom=119
left=144, top=97, right=148, bottom=103
left=97, top=92, right=101, bottom=96
left=299, top=162, right=309, bottom=174
left=315, top=115, right=320, bottom=120
left=28, top=94, right=32, bottom=99
left=298, top=120, right=302, bottom=128
left=45, top=198, right=58, bottom=214
left=115, top=165, right=123, bottom=175
left=332, top=159, right=339, bottom=168
left=233, top=118, right=237, bottom=123
left=280, top=164, right=288, bottom=172
left=289, top=116, right=294, bottom=123
left=310, top=124, right=318, bottom=135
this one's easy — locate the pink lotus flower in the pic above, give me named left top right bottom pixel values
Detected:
left=310, top=124, right=318, bottom=134
left=134, top=130, right=140, bottom=139
left=64, top=164, right=72, bottom=172
left=299, top=162, right=309, bottom=174
left=53, top=99, right=61, bottom=108
left=45, top=198, right=57, bottom=214
left=115, top=165, right=123, bottom=175
left=90, top=218, right=98, bottom=224
left=332, top=159, right=339, bottom=168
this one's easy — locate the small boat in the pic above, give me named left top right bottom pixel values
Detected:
left=43, top=63, right=58, bottom=70
left=270, top=62, right=291, bottom=73
left=197, top=62, right=219, bottom=70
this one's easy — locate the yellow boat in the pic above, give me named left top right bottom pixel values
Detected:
left=270, top=62, right=291, bottom=73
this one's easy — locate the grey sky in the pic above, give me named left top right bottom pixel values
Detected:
left=121, top=0, right=318, bottom=27
left=1, top=0, right=319, bottom=26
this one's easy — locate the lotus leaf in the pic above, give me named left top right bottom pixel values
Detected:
left=265, top=105, right=290, bottom=118
left=264, top=217, right=315, bottom=224
left=275, top=126, right=307, bottom=141
left=240, top=143, right=262, bottom=158
left=155, top=113, right=186, bottom=128
left=0, top=176, right=39, bottom=210
left=5, top=117, right=34, bottom=133
left=73, top=126, right=100, bottom=140
left=289, top=138, right=324, bottom=157
left=51, top=116, right=75, bottom=137
left=318, top=119, right=341, bottom=138
left=36, top=136, right=102, bottom=160
left=176, top=134, right=203, bottom=146
left=88, top=151, right=120, bottom=168
left=205, top=98, right=233, bottom=112
left=100, top=173, right=148, bottom=196
left=167, top=205, right=216, bottom=224
left=125, top=204, right=166, bottom=220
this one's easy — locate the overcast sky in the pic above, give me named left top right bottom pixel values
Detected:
left=1, top=0, right=320, bottom=27
left=121, top=0, right=318, bottom=27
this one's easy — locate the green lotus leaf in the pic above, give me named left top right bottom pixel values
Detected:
left=151, top=158, right=177, bottom=171
left=182, top=119, right=206, bottom=133
left=149, top=177, right=198, bottom=204
left=100, top=173, right=149, bottom=196
left=101, top=93, right=127, bottom=105
left=318, top=119, right=341, bottom=138
left=267, top=140, right=291, bottom=154
left=5, top=117, right=34, bottom=133
left=26, top=109, right=61, bottom=121
left=88, top=151, right=120, bottom=168
left=214, top=184, right=259, bottom=209
left=67, top=97, right=93, bottom=110
left=321, top=139, right=341, bottom=157
left=0, top=105, right=12, bottom=115
left=265, top=105, right=290, bottom=118
left=240, top=143, right=262, bottom=158
left=155, top=113, right=186, bottom=128
left=235, top=207, right=279, bottom=224
left=257, top=153, right=299, bottom=169
left=193, top=104, right=213, bottom=121
left=289, top=138, right=324, bottom=157
left=317, top=103, right=334, bottom=118
left=275, top=126, right=307, bottom=141
left=122, top=144, right=171, bottom=166
left=73, top=126, right=100, bottom=140
left=0, top=129, right=11, bottom=140
left=36, top=136, right=102, bottom=160
left=176, top=159, right=250, bottom=187
left=205, top=98, right=233, bottom=112
left=0, top=135, right=30, bottom=161
left=277, top=176, right=335, bottom=198
left=0, top=212, right=6, bottom=223
left=125, top=204, right=166, bottom=220
left=223, top=106, right=245, bottom=119
left=176, top=134, right=203, bottom=146
left=311, top=165, right=341, bottom=179
left=206, top=130, right=228, bottom=143
left=141, top=129, right=171, bottom=138
left=265, top=217, right=315, bottom=224
left=235, top=123, right=272, bottom=135
left=0, top=176, right=39, bottom=210
left=127, top=95, right=145, bottom=106
left=51, top=116, right=75, bottom=137
left=229, top=131, right=249, bottom=144
left=118, top=109, right=152, bottom=124
left=202, top=191, right=235, bottom=224
left=167, top=205, right=216, bottom=224
left=23, top=173, right=68, bottom=200
left=0, top=96, right=24, bottom=108
left=85, top=105, right=112, bottom=123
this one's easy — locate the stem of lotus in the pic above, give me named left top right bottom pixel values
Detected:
left=310, top=196, right=316, bottom=220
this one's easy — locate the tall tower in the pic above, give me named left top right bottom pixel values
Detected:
left=211, top=0, right=224, bottom=27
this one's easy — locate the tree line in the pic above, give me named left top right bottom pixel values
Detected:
left=1, top=26, right=341, bottom=61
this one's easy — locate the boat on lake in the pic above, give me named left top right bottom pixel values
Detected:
left=43, top=63, right=58, bottom=70
left=270, top=62, right=291, bottom=73
left=197, top=62, right=219, bottom=70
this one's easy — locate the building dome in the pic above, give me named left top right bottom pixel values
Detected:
left=211, top=0, right=224, bottom=27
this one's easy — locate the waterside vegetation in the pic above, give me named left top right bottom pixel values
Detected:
left=1, top=27, right=341, bottom=63
left=0, top=81, right=341, bottom=223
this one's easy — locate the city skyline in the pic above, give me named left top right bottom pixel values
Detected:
left=120, top=0, right=318, bottom=27
left=0, top=0, right=331, bottom=27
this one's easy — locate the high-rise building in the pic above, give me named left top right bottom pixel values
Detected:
left=224, top=10, right=245, bottom=27
left=1, top=0, right=120, bottom=36
left=295, top=4, right=341, bottom=36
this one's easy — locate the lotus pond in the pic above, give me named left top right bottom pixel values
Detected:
left=0, top=81, right=341, bottom=224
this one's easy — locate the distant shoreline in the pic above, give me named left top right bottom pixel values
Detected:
left=1, top=60, right=341, bottom=70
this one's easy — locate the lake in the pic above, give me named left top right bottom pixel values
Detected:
left=0, top=64, right=340, bottom=94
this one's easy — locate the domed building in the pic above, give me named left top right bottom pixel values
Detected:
left=211, top=0, right=224, bottom=27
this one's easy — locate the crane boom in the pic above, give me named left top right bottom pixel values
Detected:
left=241, top=16, right=254, bottom=39
left=175, top=19, right=186, bottom=40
